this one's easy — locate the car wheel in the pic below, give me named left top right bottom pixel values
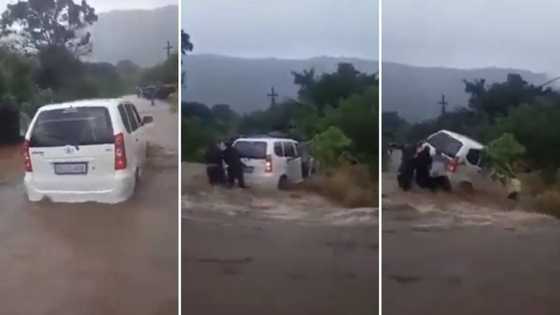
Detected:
left=278, top=175, right=289, bottom=190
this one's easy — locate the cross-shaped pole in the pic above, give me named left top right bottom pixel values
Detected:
left=267, top=86, right=278, bottom=106
left=164, top=41, right=173, bottom=58
left=438, top=94, right=448, bottom=116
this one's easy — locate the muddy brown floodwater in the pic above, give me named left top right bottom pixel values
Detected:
left=0, top=97, right=178, bottom=315
left=182, top=163, right=378, bottom=315
left=383, top=151, right=560, bottom=315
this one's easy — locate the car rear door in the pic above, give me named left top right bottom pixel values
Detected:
left=126, top=103, right=147, bottom=166
left=119, top=104, right=140, bottom=171
left=284, top=141, right=303, bottom=183
left=27, top=106, right=116, bottom=191
left=130, top=104, right=147, bottom=164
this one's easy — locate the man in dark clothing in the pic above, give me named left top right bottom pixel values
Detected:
left=396, top=143, right=418, bottom=191
left=415, top=146, right=435, bottom=190
left=204, top=143, right=225, bottom=185
left=223, top=141, right=248, bottom=188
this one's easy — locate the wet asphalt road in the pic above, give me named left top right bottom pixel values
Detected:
left=0, top=97, right=178, bottom=315
left=182, top=208, right=378, bottom=315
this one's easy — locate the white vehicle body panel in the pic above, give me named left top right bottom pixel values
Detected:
left=234, top=137, right=304, bottom=189
left=23, top=99, right=148, bottom=204
left=422, top=130, right=484, bottom=183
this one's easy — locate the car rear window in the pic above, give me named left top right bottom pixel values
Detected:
left=234, top=141, right=267, bottom=159
left=30, top=107, right=114, bottom=147
left=427, top=132, right=463, bottom=158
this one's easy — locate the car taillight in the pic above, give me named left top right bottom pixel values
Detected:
left=22, top=139, right=32, bottom=172
left=114, top=133, right=127, bottom=170
left=447, top=158, right=459, bottom=173
left=265, top=155, right=272, bottom=172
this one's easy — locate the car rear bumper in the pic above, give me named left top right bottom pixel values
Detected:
left=24, top=171, right=135, bottom=204
left=244, top=173, right=280, bottom=189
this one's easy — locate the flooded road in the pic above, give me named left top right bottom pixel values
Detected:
left=182, top=163, right=378, bottom=315
left=383, top=152, right=560, bottom=315
left=0, top=97, right=178, bottom=315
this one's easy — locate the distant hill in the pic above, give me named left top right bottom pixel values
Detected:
left=88, top=5, right=178, bottom=67
left=382, top=62, right=548, bottom=122
left=183, top=54, right=378, bottom=113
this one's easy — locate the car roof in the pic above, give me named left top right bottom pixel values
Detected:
left=37, top=99, right=126, bottom=112
left=435, top=130, right=484, bottom=149
left=235, top=137, right=297, bottom=142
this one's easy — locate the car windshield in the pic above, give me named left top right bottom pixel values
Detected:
left=234, top=141, right=267, bottom=159
left=30, top=107, right=114, bottom=147
left=427, top=132, right=463, bottom=157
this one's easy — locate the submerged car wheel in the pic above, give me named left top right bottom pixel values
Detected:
left=278, top=175, right=289, bottom=190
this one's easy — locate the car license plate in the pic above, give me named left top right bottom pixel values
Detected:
left=54, top=162, right=88, bottom=175
left=244, top=166, right=254, bottom=173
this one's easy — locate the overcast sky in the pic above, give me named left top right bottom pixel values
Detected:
left=384, top=0, right=560, bottom=74
left=0, top=0, right=176, bottom=13
left=183, top=0, right=378, bottom=60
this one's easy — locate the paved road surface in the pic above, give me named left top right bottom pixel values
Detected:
left=0, top=97, right=178, bottom=315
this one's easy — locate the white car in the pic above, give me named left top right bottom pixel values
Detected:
left=233, top=137, right=304, bottom=189
left=23, top=99, right=153, bottom=204
left=421, top=130, right=484, bottom=185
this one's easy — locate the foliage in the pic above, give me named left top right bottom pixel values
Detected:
left=488, top=103, right=560, bottom=183
left=182, top=102, right=240, bottom=161
left=1, top=0, right=98, bottom=56
left=181, top=30, right=193, bottom=54
left=463, top=73, right=555, bottom=121
left=483, top=133, right=526, bottom=184
left=322, top=85, right=378, bottom=163
left=292, top=63, right=377, bottom=111
left=182, top=116, right=217, bottom=162
left=311, top=126, right=352, bottom=169
left=140, top=53, right=178, bottom=86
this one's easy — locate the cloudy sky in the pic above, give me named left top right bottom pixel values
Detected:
left=183, top=0, right=378, bottom=60
left=384, top=0, right=560, bottom=74
left=0, top=0, right=176, bottom=13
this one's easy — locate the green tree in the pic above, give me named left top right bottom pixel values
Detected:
left=1, top=0, right=98, bottom=56
left=311, top=126, right=352, bottom=169
left=463, top=74, right=554, bottom=121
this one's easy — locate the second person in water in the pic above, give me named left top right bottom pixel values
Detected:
left=204, top=139, right=248, bottom=189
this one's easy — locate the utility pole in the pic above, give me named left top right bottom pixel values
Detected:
left=438, top=94, right=448, bottom=117
left=267, top=86, right=278, bottom=107
left=164, top=41, right=173, bottom=59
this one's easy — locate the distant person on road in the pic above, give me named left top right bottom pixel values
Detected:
left=204, top=142, right=225, bottom=186
left=223, top=140, right=248, bottom=188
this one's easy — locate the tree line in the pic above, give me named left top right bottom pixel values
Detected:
left=0, top=0, right=177, bottom=117
left=182, top=63, right=379, bottom=177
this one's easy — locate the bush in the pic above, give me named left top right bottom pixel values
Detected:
left=311, top=126, right=352, bottom=169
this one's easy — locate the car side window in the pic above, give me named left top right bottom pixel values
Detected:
left=118, top=105, right=131, bottom=134
left=284, top=142, right=296, bottom=158
left=130, top=104, right=143, bottom=126
left=125, top=104, right=138, bottom=131
left=466, top=149, right=481, bottom=165
left=274, top=142, right=284, bottom=157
